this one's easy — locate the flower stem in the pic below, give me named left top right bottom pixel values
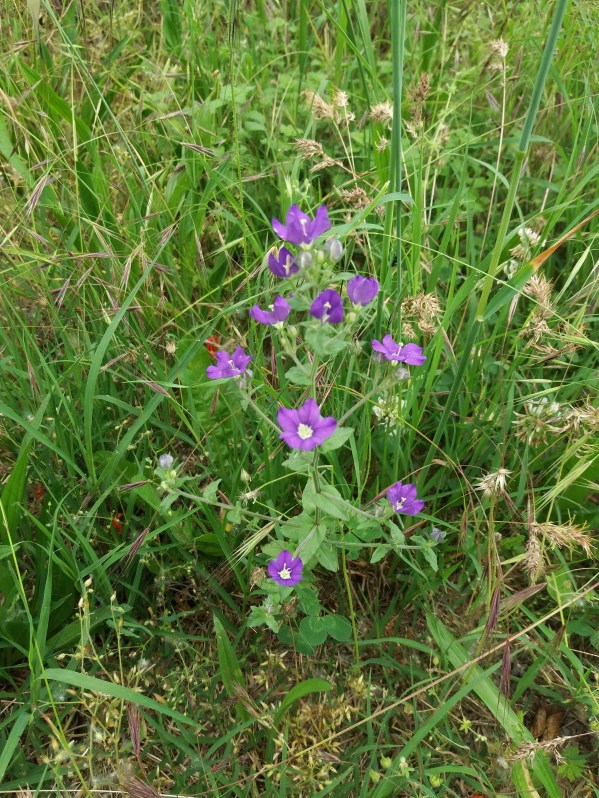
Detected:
left=339, top=378, right=391, bottom=426
left=341, top=532, right=360, bottom=665
left=241, top=391, right=281, bottom=433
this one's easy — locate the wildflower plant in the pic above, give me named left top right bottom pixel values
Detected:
left=199, top=203, right=430, bottom=650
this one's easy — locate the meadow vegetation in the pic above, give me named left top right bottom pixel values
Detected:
left=0, top=0, right=598, bottom=795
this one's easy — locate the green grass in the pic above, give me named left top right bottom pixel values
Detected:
left=0, top=0, right=598, bottom=795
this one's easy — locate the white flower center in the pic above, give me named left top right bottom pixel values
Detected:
left=297, top=423, right=314, bottom=440
left=394, top=496, right=406, bottom=510
left=278, top=566, right=292, bottom=580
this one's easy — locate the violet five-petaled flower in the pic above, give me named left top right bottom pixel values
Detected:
left=268, top=246, right=299, bottom=278
left=206, top=346, right=252, bottom=380
left=272, top=204, right=331, bottom=246
left=371, top=335, right=426, bottom=366
left=277, top=398, right=337, bottom=451
left=250, top=295, right=291, bottom=327
left=310, top=288, right=344, bottom=324
left=387, top=481, right=425, bottom=516
left=347, top=275, right=379, bottom=306
left=268, top=549, right=303, bottom=587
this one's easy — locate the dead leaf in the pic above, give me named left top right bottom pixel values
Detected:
left=530, top=208, right=599, bottom=272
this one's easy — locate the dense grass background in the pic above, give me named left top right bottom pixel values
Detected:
left=0, top=0, right=597, bottom=795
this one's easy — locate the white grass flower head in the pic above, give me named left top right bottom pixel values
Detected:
left=373, top=394, right=405, bottom=429
left=475, top=468, right=511, bottom=498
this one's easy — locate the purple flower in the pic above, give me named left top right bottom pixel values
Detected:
left=206, top=345, right=252, bottom=380
left=310, top=288, right=344, bottom=324
left=277, top=398, right=336, bottom=451
left=431, top=527, right=445, bottom=542
left=250, top=295, right=291, bottom=327
left=347, top=275, right=379, bottom=306
left=268, top=246, right=299, bottom=278
left=372, top=335, right=426, bottom=366
left=268, top=549, right=303, bottom=587
left=272, top=204, right=331, bottom=245
left=387, top=481, right=425, bottom=516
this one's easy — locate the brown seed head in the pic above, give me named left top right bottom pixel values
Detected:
left=294, top=138, right=325, bottom=159
left=303, top=90, right=336, bottom=121
left=369, top=101, right=393, bottom=124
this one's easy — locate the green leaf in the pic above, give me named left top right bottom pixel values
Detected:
left=0, top=438, right=31, bottom=548
left=319, top=426, right=354, bottom=452
left=323, top=614, right=352, bottom=642
left=274, top=678, right=332, bottom=725
left=296, top=522, right=327, bottom=565
left=295, top=582, right=322, bottom=616
left=213, top=616, right=247, bottom=699
left=284, top=365, right=312, bottom=386
left=0, top=711, right=30, bottom=782
left=311, top=486, right=349, bottom=521
left=305, top=326, right=348, bottom=357
left=316, top=541, right=338, bottom=572
left=557, top=746, right=587, bottom=782
left=282, top=450, right=313, bottom=473
left=202, top=479, right=221, bottom=502
left=248, top=605, right=280, bottom=633
left=371, top=544, right=389, bottom=564
left=299, top=615, right=328, bottom=646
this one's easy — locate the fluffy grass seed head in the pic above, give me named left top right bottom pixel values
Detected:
left=401, top=292, right=442, bottom=335
left=339, top=186, right=371, bottom=209
left=303, top=89, right=336, bottom=121
left=369, top=101, right=393, bottom=125
left=474, top=468, right=511, bottom=498
left=532, top=520, right=593, bottom=557
left=515, top=397, right=564, bottom=445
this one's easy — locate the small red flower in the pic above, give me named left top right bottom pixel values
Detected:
left=111, top=513, right=123, bottom=534
left=205, top=335, right=220, bottom=359
left=33, top=483, right=45, bottom=502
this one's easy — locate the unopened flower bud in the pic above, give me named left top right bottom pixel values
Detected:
left=296, top=251, right=313, bottom=269
left=323, top=238, right=343, bottom=261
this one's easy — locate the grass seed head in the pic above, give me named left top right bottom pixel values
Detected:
left=475, top=468, right=511, bottom=498
left=303, top=90, right=336, bottom=121
left=339, top=186, right=370, bottom=209
left=369, top=101, right=393, bottom=124
left=294, top=138, right=325, bottom=159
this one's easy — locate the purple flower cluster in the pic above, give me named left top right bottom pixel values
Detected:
left=202, top=204, right=431, bottom=588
